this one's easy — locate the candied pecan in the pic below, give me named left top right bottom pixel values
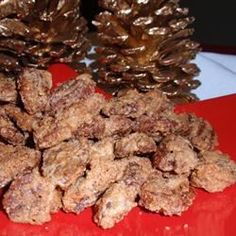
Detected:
left=33, top=94, right=105, bottom=149
left=0, top=107, right=26, bottom=145
left=102, top=90, right=146, bottom=118
left=135, top=114, right=177, bottom=141
left=94, top=157, right=152, bottom=229
left=115, top=132, right=157, bottom=158
left=73, top=116, right=105, bottom=139
left=178, top=113, right=218, bottom=151
left=0, top=143, right=41, bottom=188
left=63, top=139, right=127, bottom=213
left=42, top=139, right=91, bottom=189
left=47, top=73, right=96, bottom=114
left=191, top=150, right=236, bottom=192
left=153, top=135, right=198, bottom=175
left=102, top=88, right=173, bottom=119
left=5, top=104, right=37, bottom=132
left=18, top=68, right=52, bottom=114
left=139, top=171, right=195, bottom=216
left=3, top=169, right=57, bottom=224
left=94, top=181, right=137, bottom=229
left=0, top=73, right=17, bottom=103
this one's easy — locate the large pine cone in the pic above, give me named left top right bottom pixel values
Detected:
left=0, top=0, right=89, bottom=74
left=94, top=0, right=201, bottom=103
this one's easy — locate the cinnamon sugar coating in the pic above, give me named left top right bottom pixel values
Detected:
left=0, top=69, right=235, bottom=229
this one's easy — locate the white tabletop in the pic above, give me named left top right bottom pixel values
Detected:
left=193, top=52, right=236, bottom=100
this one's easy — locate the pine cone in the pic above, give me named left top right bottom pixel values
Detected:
left=94, top=0, right=201, bottom=103
left=0, top=0, right=89, bottom=74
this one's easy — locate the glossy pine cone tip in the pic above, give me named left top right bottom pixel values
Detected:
left=94, top=0, right=201, bottom=103
left=0, top=0, right=89, bottom=74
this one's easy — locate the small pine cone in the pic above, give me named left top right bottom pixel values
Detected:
left=0, top=0, right=90, bottom=74
left=94, top=0, right=201, bottom=103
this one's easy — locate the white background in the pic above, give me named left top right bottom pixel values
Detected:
left=193, top=52, right=236, bottom=100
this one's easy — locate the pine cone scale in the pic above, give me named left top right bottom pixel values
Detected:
left=0, top=18, right=31, bottom=38
left=0, top=0, right=35, bottom=19
left=0, top=38, right=27, bottom=54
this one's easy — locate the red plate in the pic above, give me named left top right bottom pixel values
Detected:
left=0, top=64, right=235, bottom=236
